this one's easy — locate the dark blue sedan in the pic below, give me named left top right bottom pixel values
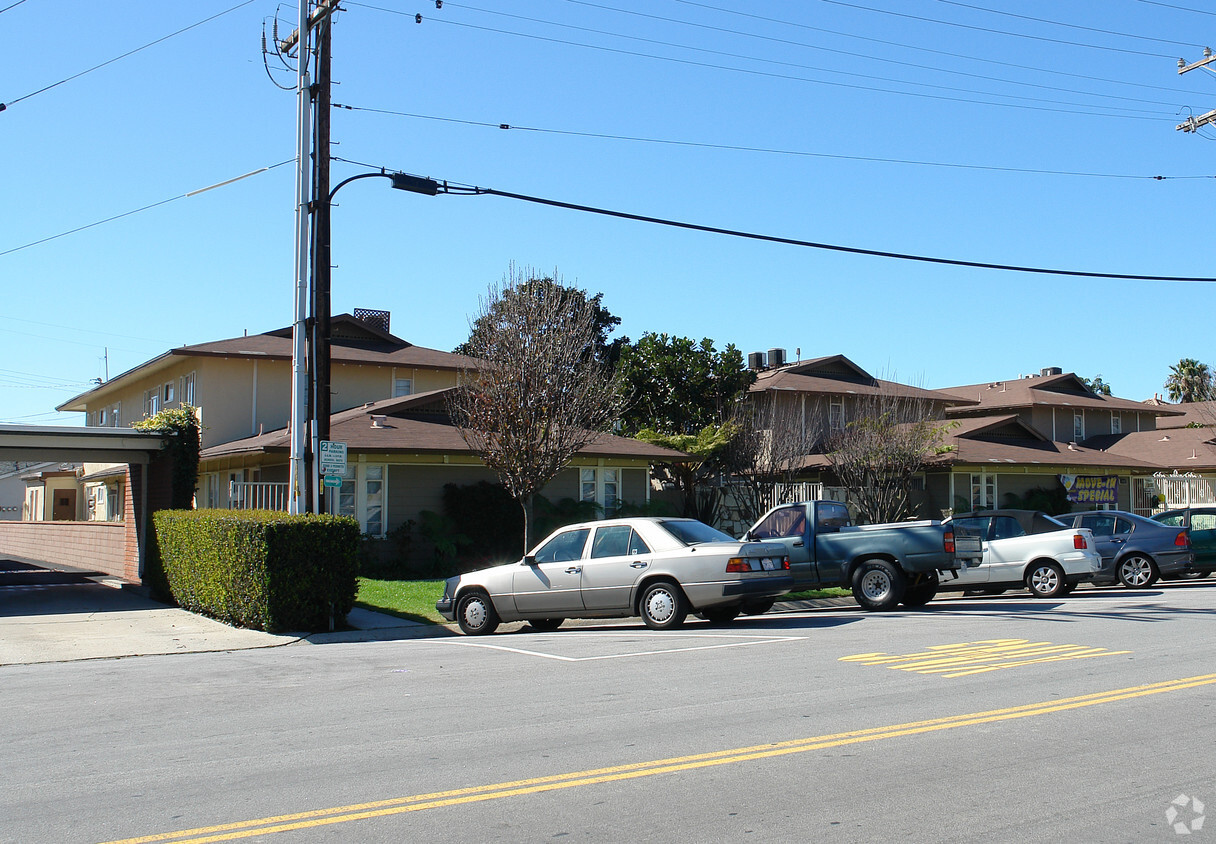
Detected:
left=1053, top=510, right=1193, bottom=587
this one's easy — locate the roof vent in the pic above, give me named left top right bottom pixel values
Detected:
left=370, top=414, right=388, bottom=428
left=1040, top=366, right=1063, bottom=377
left=767, top=348, right=786, bottom=368
left=748, top=351, right=767, bottom=370
left=353, top=308, right=391, bottom=333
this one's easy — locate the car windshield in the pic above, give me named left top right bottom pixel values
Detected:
left=657, top=519, right=736, bottom=546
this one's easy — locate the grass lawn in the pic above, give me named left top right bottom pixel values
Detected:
left=354, top=578, right=852, bottom=625
left=784, top=587, right=852, bottom=601
left=355, top=578, right=447, bottom=625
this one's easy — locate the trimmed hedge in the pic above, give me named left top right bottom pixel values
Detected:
left=153, top=509, right=360, bottom=633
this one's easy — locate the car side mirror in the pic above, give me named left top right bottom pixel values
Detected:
left=742, top=530, right=753, bottom=541
left=524, top=554, right=538, bottom=566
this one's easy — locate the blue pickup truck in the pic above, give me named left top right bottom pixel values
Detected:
left=743, top=500, right=982, bottom=611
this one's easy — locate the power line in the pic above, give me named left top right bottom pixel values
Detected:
left=815, top=0, right=1180, bottom=59
left=1, top=0, right=255, bottom=112
left=541, top=0, right=1188, bottom=108
left=935, top=0, right=1204, bottom=50
left=0, top=160, right=291, bottom=257
left=352, top=166, right=1216, bottom=282
left=395, top=12, right=1179, bottom=120
left=673, top=0, right=1204, bottom=99
left=0, top=0, right=30, bottom=14
left=334, top=105, right=1214, bottom=181
left=1137, top=0, right=1216, bottom=18
left=465, top=186, right=1216, bottom=282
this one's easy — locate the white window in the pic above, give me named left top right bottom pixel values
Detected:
left=180, top=372, right=195, bottom=406
left=1073, top=410, right=1085, bottom=441
left=1110, top=413, right=1121, bottom=435
left=393, top=377, right=412, bottom=397
left=163, top=381, right=175, bottom=404
left=144, top=389, right=161, bottom=417
left=580, top=467, right=620, bottom=516
left=969, top=473, right=996, bottom=510
left=829, top=396, right=845, bottom=433
left=109, top=403, right=120, bottom=427
left=365, top=465, right=384, bottom=536
left=95, top=408, right=107, bottom=427
left=329, top=464, right=386, bottom=536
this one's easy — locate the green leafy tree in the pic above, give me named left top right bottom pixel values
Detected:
left=1165, top=358, right=1215, bottom=403
left=453, top=267, right=626, bottom=368
left=1081, top=374, right=1112, bottom=396
left=448, top=266, right=626, bottom=552
left=619, top=334, right=755, bottom=519
left=618, top=333, right=754, bottom=435
left=131, top=405, right=200, bottom=509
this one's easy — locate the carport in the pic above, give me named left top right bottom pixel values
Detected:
left=0, top=424, right=170, bottom=584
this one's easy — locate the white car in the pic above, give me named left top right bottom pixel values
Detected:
left=436, top=517, right=793, bottom=634
left=942, top=510, right=1101, bottom=598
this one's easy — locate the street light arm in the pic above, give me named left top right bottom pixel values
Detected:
left=329, top=170, right=440, bottom=201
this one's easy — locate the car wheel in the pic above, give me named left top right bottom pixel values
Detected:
left=703, top=607, right=740, bottom=624
left=740, top=598, right=775, bottom=616
left=1117, top=554, right=1158, bottom=588
left=1025, top=562, right=1067, bottom=598
left=456, top=590, right=500, bottom=636
left=528, top=618, right=564, bottom=632
left=901, top=572, right=939, bottom=608
left=639, top=580, right=689, bottom=630
left=851, top=559, right=906, bottom=612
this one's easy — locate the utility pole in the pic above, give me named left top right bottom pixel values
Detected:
left=311, top=10, right=333, bottom=514
left=1176, top=47, right=1216, bottom=134
left=279, top=0, right=338, bottom=514
left=286, top=0, right=312, bottom=516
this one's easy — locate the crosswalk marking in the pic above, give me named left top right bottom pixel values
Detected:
left=840, top=638, right=1131, bottom=678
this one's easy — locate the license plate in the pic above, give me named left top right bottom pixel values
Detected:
left=760, top=558, right=778, bottom=571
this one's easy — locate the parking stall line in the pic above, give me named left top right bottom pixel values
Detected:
left=433, top=631, right=809, bottom=662
left=99, top=673, right=1216, bottom=844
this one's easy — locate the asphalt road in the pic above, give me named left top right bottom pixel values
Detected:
left=3, top=583, right=1213, bottom=843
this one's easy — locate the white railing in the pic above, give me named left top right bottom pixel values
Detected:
left=1132, top=473, right=1216, bottom=516
left=228, top=481, right=289, bottom=512
left=763, top=481, right=824, bottom=512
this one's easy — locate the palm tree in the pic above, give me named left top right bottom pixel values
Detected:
left=1165, top=358, right=1215, bottom=403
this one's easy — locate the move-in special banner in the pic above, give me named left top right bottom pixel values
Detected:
left=1059, top=474, right=1118, bottom=505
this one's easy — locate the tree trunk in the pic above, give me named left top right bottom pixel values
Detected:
left=521, top=493, right=536, bottom=555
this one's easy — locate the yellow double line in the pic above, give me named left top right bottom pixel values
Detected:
left=104, top=673, right=1216, bottom=844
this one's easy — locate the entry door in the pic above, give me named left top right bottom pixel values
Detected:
left=52, top=488, right=77, bottom=521
left=512, top=527, right=590, bottom=614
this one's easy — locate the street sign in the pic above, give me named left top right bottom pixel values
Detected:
left=319, top=440, right=347, bottom=475
left=323, top=474, right=343, bottom=489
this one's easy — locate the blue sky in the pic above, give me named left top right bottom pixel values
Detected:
left=4, top=0, right=1216, bottom=425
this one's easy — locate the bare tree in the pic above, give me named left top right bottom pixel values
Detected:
left=824, top=386, right=948, bottom=525
left=447, top=266, right=626, bottom=552
left=725, top=392, right=825, bottom=525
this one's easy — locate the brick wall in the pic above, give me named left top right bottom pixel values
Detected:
left=0, top=520, right=127, bottom=577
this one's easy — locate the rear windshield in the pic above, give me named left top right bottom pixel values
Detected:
left=658, top=519, right=736, bottom=546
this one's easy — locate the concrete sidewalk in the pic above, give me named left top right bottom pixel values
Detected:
left=0, top=560, right=851, bottom=666
left=0, top=562, right=450, bottom=666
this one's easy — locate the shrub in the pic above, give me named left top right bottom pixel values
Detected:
left=153, top=509, right=359, bottom=633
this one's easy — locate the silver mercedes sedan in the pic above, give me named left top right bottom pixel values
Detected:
left=436, top=517, right=792, bottom=634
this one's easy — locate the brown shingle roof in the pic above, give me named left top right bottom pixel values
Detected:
left=200, top=389, right=688, bottom=462
left=1084, top=427, right=1216, bottom=471
left=1154, top=400, right=1216, bottom=429
left=939, top=372, right=1184, bottom=417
